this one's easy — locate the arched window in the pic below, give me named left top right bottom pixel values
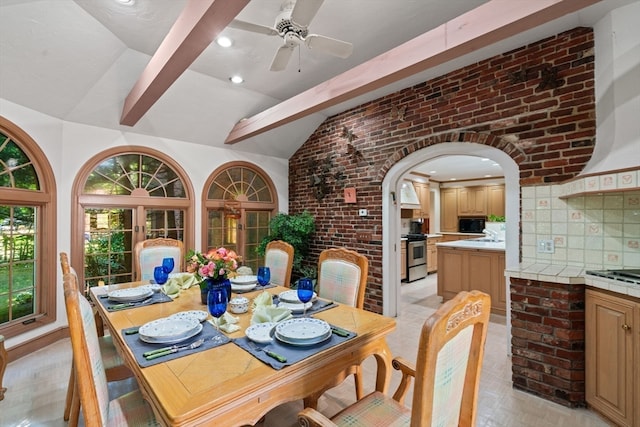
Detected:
left=203, top=162, right=278, bottom=272
left=0, top=116, right=56, bottom=338
left=72, top=147, right=194, bottom=285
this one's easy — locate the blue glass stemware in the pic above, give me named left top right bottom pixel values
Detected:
left=153, top=265, right=169, bottom=285
left=257, top=266, right=271, bottom=287
left=297, top=277, right=314, bottom=317
left=162, top=257, right=175, bottom=274
left=208, top=287, right=228, bottom=341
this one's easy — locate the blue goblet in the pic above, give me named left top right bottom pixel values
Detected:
left=153, top=266, right=169, bottom=285
left=297, top=277, right=314, bottom=317
left=257, top=266, right=270, bottom=287
left=162, top=257, right=175, bottom=274
left=208, top=287, right=228, bottom=341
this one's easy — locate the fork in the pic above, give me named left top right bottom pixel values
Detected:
left=247, top=340, right=287, bottom=363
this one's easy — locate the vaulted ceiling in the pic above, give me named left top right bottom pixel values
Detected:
left=0, top=0, right=631, bottom=159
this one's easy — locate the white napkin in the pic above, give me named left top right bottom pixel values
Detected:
left=161, top=281, right=182, bottom=299
left=161, top=273, right=200, bottom=299
left=208, top=312, right=240, bottom=333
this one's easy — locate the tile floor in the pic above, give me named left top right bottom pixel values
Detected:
left=0, top=274, right=613, bottom=426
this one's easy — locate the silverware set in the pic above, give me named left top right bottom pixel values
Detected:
left=143, top=338, right=205, bottom=360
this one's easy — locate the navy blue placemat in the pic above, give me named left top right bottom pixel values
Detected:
left=234, top=324, right=356, bottom=370
left=96, top=290, right=173, bottom=312
left=121, top=321, right=230, bottom=368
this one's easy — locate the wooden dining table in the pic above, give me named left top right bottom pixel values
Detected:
left=90, top=282, right=396, bottom=427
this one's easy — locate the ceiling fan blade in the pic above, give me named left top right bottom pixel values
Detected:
left=270, top=45, right=296, bottom=71
left=228, top=19, right=279, bottom=36
left=290, top=0, right=324, bottom=27
left=305, top=34, right=353, bottom=59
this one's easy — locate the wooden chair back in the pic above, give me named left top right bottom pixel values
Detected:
left=62, top=271, right=111, bottom=426
left=134, top=238, right=184, bottom=281
left=317, top=247, right=368, bottom=308
left=410, top=290, right=491, bottom=426
left=265, top=240, right=294, bottom=287
left=60, top=251, right=71, bottom=275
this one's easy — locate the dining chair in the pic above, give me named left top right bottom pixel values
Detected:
left=0, top=334, right=7, bottom=401
left=298, top=290, right=492, bottom=427
left=59, top=253, right=132, bottom=427
left=265, top=240, right=294, bottom=287
left=303, top=247, right=369, bottom=408
left=62, top=270, right=159, bottom=426
left=134, top=237, right=184, bottom=281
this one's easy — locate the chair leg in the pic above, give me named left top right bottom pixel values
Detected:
left=64, top=361, right=75, bottom=420
left=68, top=377, right=81, bottom=427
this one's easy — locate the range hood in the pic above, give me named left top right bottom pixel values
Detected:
left=400, top=181, right=421, bottom=209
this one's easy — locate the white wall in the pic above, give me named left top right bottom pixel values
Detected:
left=1, top=99, right=289, bottom=348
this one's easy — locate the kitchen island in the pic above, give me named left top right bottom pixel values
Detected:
left=436, top=238, right=506, bottom=314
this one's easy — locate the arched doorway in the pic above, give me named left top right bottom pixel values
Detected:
left=382, top=142, right=520, bottom=328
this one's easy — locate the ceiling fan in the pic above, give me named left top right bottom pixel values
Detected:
left=228, top=0, right=353, bottom=71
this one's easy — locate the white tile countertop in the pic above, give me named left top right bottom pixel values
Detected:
left=505, top=263, right=640, bottom=298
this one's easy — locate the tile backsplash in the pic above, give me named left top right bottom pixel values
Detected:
left=521, top=187, right=640, bottom=269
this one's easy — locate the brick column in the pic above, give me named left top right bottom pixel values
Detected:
left=510, top=277, right=586, bottom=407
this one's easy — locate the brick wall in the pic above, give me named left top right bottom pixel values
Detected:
left=289, top=27, right=595, bottom=314
left=510, top=277, right=586, bottom=407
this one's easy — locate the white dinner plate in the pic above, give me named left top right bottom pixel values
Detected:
left=139, top=324, right=203, bottom=344
left=274, top=318, right=331, bottom=343
left=168, top=310, right=208, bottom=323
left=107, top=287, right=153, bottom=302
left=275, top=329, right=331, bottom=346
left=139, top=317, right=200, bottom=340
left=278, top=290, right=317, bottom=304
left=245, top=322, right=277, bottom=344
left=231, top=282, right=257, bottom=292
left=230, top=275, right=258, bottom=285
left=277, top=301, right=313, bottom=313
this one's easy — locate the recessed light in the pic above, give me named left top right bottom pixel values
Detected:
left=481, top=158, right=490, bottom=161
left=216, top=36, right=232, bottom=48
left=429, top=170, right=437, bottom=174
left=484, top=174, right=492, bottom=177
left=229, top=75, right=244, bottom=84
left=115, top=0, right=134, bottom=5
left=450, top=178, right=456, bottom=181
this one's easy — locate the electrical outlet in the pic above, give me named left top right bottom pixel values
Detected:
left=358, top=209, right=368, bottom=217
left=537, top=239, right=555, bottom=254
left=356, top=232, right=372, bottom=242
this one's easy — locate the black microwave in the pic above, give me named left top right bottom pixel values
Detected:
left=459, top=217, right=485, bottom=233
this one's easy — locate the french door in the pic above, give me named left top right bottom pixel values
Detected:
left=83, top=206, right=185, bottom=286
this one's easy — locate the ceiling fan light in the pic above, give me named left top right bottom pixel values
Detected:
left=216, top=36, right=232, bottom=48
left=229, top=75, right=244, bottom=84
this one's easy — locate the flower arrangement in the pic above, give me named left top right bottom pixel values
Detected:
left=185, top=247, right=242, bottom=290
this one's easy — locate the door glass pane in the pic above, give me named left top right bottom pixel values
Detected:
left=0, top=205, right=37, bottom=324
left=145, top=209, right=185, bottom=240
left=243, top=211, right=271, bottom=272
left=84, top=208, right=134, bottom=286
left=206, top=210, right=237, bottom=254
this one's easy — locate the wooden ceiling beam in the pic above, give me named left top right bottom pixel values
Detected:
left=224, top=0, right=601, bottom=145
left=120, top=0, right=249, bottom=126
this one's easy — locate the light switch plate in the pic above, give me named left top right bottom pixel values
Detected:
left=358, top=209, right=368, bottom=216
left=537, top=239, right=555, bottom=253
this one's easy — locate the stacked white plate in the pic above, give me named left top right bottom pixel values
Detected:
left=168, top=310, right=208, bottom=323
left=231, top=275, right=258, bottom=291
left=245, top=322, right=277, bottom=344
left=277, top=290, right=317, bottom=313
left=138, top=316, right=203, bottom=344
left=274, top=318, right=331, bottom=346
left=107, top=287, right=153, bottom=303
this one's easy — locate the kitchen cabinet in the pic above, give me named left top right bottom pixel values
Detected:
left=440, top=188, right=458, bottom=232
left=586, top=289, right=639, bottom=427
left=413, top=182, right=430, bottom=218
left=400, top=241, right=407, bottom=281
left=437, top=246, right=506, bottom=314
left=487, top=185, right=505, bottom=218
left=457, top=186, right=487, bottom=216
left=426, top=236, right=442, bottom=273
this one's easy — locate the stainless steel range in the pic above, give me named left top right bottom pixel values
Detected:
left=402, top=234, right=427, bottom=282
left=586, top=269, right=640, bottom=285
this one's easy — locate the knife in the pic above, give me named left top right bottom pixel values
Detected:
left=108, top=297, right=153, bottom=311
left=247, top=340, right=287, bottom=363
left=144, top=339, right=204, bottom=360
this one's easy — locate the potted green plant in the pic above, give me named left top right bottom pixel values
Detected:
left=256, top=211, right=315, bottom=283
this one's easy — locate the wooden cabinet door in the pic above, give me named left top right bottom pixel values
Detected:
left=467, top=250, right=493, bottom=296
left=586, top=289, right=635, bottom=427
left=471, top=186, right=487, bottom=215
left=441, top=188, right=458, bottom=231
left=457, top=187, right=472, bottom=215
left=437, top=248, right=466, bottom=300
left=487, top=185, right=505, bottom=217
left=400, top=242, right=407, bottom=281
left=414, top=182, right=430, bottom=218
